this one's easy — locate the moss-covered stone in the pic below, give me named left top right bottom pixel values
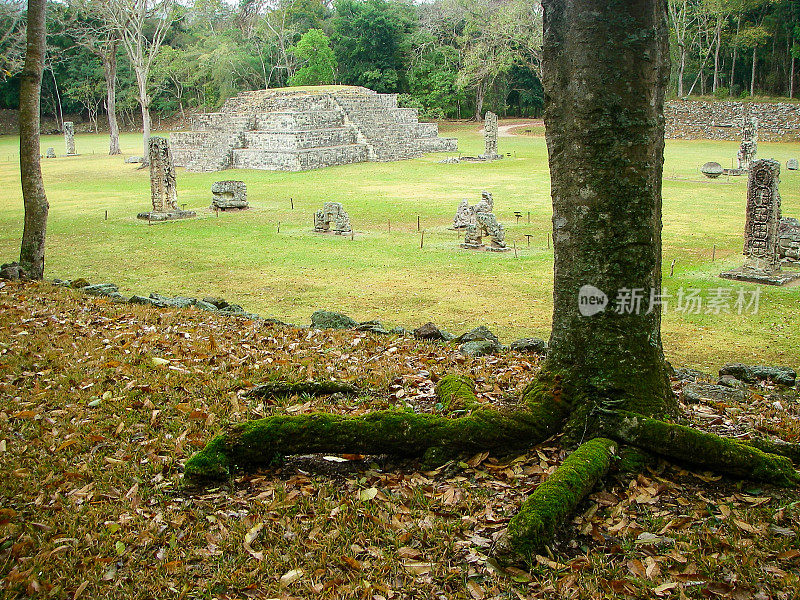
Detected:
left=507, top=437, right=617, bottom=561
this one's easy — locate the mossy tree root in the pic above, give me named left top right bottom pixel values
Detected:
left=743, top=437, right=800, bottom=465
left=185, top=401, right=568, bottom=481
left=602, top=411, right=800, bottom=486
left=243, top=380, right=360, bottom=399
left=505, top=437, right=618, bottom=562
left=434, top=374, right=480, bottom=412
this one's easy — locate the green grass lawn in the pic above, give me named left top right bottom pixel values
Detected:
left=0, top=125, right=798, bottom=370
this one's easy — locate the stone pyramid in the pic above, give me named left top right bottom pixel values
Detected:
left=170, top=86, right=457, bottom=172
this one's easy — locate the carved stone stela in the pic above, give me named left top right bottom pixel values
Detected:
left=736, top=117, right=758, bottom=171
left=137, top=137, right=196, bottom=222
left=211, top=181, right=249, bottom=210
left=720, top=159, right=800, bottom=285
left=481, top=112, right=501, bottom=160
left=63, top=122, right=76, bottom=156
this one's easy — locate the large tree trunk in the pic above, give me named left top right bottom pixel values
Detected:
left=18, top=0, right=49, bottom=280
left=473, top=78, right=486, bottom=121
left=540, top=0, right=676, bottom=439
left=103, top=47, right=121, bottom=155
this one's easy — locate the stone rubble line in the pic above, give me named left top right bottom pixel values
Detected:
left=49, top=279, right=550, bottom=358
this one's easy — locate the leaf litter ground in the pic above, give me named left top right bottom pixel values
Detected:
left=1, top=282, right=799, bottom=599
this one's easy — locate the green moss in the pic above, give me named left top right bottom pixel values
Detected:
left=183, top=435, right=232, bottom=481
left=507, top=437, right=617, bottom=563
left=605, top=411, right=800, bottom=486
left=434, top=374, right=478, bottom=411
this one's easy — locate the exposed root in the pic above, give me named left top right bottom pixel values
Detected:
left=434, top=374, right=480, bottom=411
left=743, top=437, right=800, bottom=465
left=243, top=380, right=360, bottom=399
left=602, top=411, right=800, bottom=486
left=185, top=404, right=566, bottom=481
left=504, top=437, right=618, bottom=562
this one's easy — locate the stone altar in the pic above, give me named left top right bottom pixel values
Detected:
left=46, top=148, right=55, bottom=159
left=137, top=137, right=196, bottom=221
left=720, top=159, right=800, bottom=285
left=63, top=121, right=76, bottom=156
left=779, top=217, right=800, bottom=263
left=314, top=202, right=352, bottom=235
left=461, top=191, right=508, bottom=252
left=451, top=199, right=472, bottom=229
left=211, top=181, right=248, bottom=210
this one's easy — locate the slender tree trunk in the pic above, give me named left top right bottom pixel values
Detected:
left=678, top=44, right=686, bottom=96
left=103, top=49, right=121, bottom=155
left=135, top=67, right=151, bottom=164
left=713, top=17, right=722, bottom=92
left=474, top=79, right=486, bottom=122
left=791, top=54, right=795, bottom=99
left=19, top=0, right=49, bottom=280
left=541, top=0, right=676, bottom=437
left=731, top=16, right=740, bottom=96
left=751, top=46, right=757, bottom=95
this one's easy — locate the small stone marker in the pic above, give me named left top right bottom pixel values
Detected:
left=124, top=156, right=143, bottom=164
left=46, top=148, right=55, bottom=159
left=779, top=217, right=800, bottom=263
left=787, top=158, right=798, bottom=171
left=211, top=181, right=248, bottom=210
left=136, top=136, right=196, bottom=222
left=720, top=159, right=800, bottom=285
left=701, top=161, right=723, bottom=178
left=313, top=202, right=352, bottom=235
left=63, top=121, right=77, bottom=156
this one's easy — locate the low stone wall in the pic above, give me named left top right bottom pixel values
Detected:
left=666, top=100, right=800, bottom=141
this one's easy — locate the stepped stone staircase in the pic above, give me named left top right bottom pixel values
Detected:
left=170, top=86, right=457, bottom=172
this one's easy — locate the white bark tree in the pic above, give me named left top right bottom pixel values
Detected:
left=100, top=0, right=175, bottom=162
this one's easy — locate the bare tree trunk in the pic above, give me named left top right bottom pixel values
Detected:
left=103, top=48, right=121, bottom=155
left=730, top=16, right=740, bottom=96
left=541, top=0, right=676, bottom=437
left=19, top=0, right=49, bottom=280
left=713, top=17, right=722, bottom=92
left=791, top=54, right=795, bottom=99
left=135, top=67, right=151, bottom=164
left=751, top=46, right=757, bottom=95
left=474, top=79, right=486, bottom=121
left=678, top=44, right=686, bottom=96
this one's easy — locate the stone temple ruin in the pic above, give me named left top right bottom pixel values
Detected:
left=211, top=181, right=248, bottom=211
left=460, top=192, right=508, bottom=252
left=720, top=159, right=800, bottom=285
left=137, top=137, right=196, bottom=222
left=314, top=202, right=352, bottom=235
left=170, top=86, right=457, bottom=172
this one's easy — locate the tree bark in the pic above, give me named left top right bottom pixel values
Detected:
left=541, top=0, right=676, bottom=438
left=713, top=16, right=722, bottom=93
left=751, top=46, right=757, bottom=95
left=135, top=67, right=151, bottom=164
left=103, top=47, right=121, bottom=155
left=19, top=0, right=49, bottom=280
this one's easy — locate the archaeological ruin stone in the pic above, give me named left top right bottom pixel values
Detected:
left=45, top=147, right=55, bottom=159
left=779, top=217, right=800, bottom=263
left=701, top=161, right=723, bottom=178
left=787, top=158, right=799, bottom=170
left=137, top=137, right=196, bottom=222
left=481, top=111, right=502, bottom=160
left=720, top=159, right=800, bottom=285
left=314, top=202, right=352, bottom=234
left=63, top=121, right=76, bottom=155
left=736, top=117, right=758, bottom=171
left=211, top=181, right=248, bottom=210
left=461, top=191, right=509, bottom=252
left=170, top=86, right=457, bottom=172
left=451, top=199, right=472, bottom=229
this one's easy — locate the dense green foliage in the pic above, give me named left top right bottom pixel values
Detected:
left=3, top=0, right=800, bottom=126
